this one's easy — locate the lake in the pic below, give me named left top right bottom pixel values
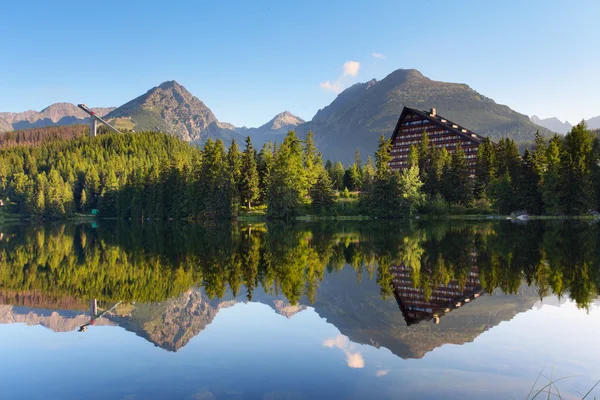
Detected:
left=0, top=220, right=599, bottom=400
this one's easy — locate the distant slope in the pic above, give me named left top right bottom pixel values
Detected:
left=240, top=111, right=305, bottom=146
left=105, top=81, right=243, bottom=144
left=0, top=103, right=114, bottom=133
left=587, top=116, right=600, bottom=130
left=529, top=115, right=600, bottom=134
left=530, top=115, right=573, bottom=134
left=296, top=69, right=551, bottom=164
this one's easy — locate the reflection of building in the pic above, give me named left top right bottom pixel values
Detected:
left=391, top=263, right=484, bottom=326
left=389, top=107, right=485, bottom=175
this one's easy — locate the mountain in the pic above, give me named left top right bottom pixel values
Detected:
left=529, top=115, right=600, bottom=133
left=0, top=275, right=539, bottom=358
left=105, top=80, right=243, bottom=144
left=296, top=69, right=551, bottom=164
left=0, top=103, right=114, bottom=133
left=530, top=115, right=573, bottom=134
left=238, top=111, right=305, bottom=146
left=311, top=267, right=540, bottom=359
left=587, top=116, right=600, bottom=130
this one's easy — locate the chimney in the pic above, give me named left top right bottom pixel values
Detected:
left=430, top=108, right=437, bottom=116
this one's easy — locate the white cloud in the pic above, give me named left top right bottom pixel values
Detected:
left=372, top=52, right=385, bottom=59
left=323, top=335, right=365, bottom=369
left=343, top=61, right=361, bottom=77
left=376, top=369, right=390, bottom=377
left=319, top=60, right=361, bottom=94
left=319, top=80, right=343, bottom=93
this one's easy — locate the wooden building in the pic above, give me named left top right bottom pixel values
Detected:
left=389, top=107, right=486, bottom=176
left=390, top=260, right=484, bottom=326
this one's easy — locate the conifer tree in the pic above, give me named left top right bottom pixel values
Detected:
left=474, top=137, right=496, bottom=199
left=374, top=134, right=392, bottom=181
left=540, top=135, right=563, bottom=215
left=257, top=142, right=275, bottom=203
left=328, top=161, right=345, bottom=191
left=310, top=169, right=335, bottom=212
left=267, top=132, right=306, bottom=219
left=361, top=156, right=376, bottom=191
left=441, top=143, right=473, bottom=205
left=559, top=122, right=597, bottom=214
left=303, top=131, right=321, bottom=194
left=240, top=136, right=260, bottom=209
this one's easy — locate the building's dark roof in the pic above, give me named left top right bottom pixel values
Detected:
left=390, top=106, right=487, bottom=145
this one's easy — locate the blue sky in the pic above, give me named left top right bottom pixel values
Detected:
left=1, top=0, right=598, bottom=127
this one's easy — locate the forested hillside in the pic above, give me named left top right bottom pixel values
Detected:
left=0, top=120, right=598, bottom=220
left=0, top=124, right=88, bottom=147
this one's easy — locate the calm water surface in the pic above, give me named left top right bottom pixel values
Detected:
left=0, top=220, right=599, bottom=400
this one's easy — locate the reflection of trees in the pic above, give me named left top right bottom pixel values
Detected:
left=0, top=220, right=598, bottom=308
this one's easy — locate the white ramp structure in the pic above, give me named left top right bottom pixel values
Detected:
left=77, top=104, right=123, bottom=137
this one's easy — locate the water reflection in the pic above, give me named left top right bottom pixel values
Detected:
left=0, top=220, right=598, bottom=359
left=78, top=299, right=122, bottom=332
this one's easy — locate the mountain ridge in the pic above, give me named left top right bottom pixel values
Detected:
left=0, top=103, right=114, bottom=132
left=295, top=68, right=552, bottom=163
left=105, top=80, right=243, bottom=144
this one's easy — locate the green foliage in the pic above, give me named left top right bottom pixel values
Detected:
left=441, top=143, right=473, bottom=205
left=267, top=131, right=306, bottom=219
left=1, top=220, right=598, bottom=310
left=310, top=169, right=336, bottom=212
left=239, top=136, right=260, bottom=209
left=326, top=161, right=345, bottom=191
left=398, top=165, right=425, bottom=217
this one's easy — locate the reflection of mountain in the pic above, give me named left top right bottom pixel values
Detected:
left=0, top=272, right=540, bottom=358
left=0, top=304, right=114, bottom=333
left=311, top=267, right=540, bottom=359
left=108, top=289, right=234, bottom=352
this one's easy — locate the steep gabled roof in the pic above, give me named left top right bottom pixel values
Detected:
left=390, top=106, right=486, bottom=144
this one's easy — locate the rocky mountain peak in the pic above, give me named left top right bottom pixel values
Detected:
left=267, top=111, right=305, bottom=130
left=105, top=80, right=241, bottom=144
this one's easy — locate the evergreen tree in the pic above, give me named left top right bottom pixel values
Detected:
left=532, top=131, right=548, bottom=175
left=361, top=156, right=376, bottom=191
left=519, top=149, right=543, bottom=214
left=328, top=161, right=345, bottom=191
left=303, top=131, right=322, bottom=194
left=474, top=137, right=496, bottom=199
left=239, top=136, right=260, bottom=209
left=267, top=132, right=306, bottom=219
left=407, top=145, right=419, bottom=168
left=441, top=143, right=473, bottom=205
left=343, top=163, right=361, bottom=191
left=79, top=188, right=87, bottom=212
left=257, top=142, right=275, bottom=204
left=559, top=122, right=597, bottom=214
left=374, top=134, right=392, bottom=181
left=310, top=169, right=335, bottom=212
left=541, top=135, right=563, bottom=215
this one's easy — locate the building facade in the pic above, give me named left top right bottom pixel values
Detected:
left=389, top=107, right=485, bottom=176
left=390, top=259, right=483, bottom=326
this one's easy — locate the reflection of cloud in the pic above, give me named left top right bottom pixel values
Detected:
left=320, top=61, right=361, bottom=93
left=376, top=369, right=390, bottom=377
left=191, top=391, right=216, bottom=400
left=323, top=334, right=365, bottom=368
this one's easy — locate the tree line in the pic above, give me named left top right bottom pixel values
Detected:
left=0, top=220, right=598, bottom=308
left=1, top=122, right=598, bottom=219
left=356, top=122, right=600, bottom=217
